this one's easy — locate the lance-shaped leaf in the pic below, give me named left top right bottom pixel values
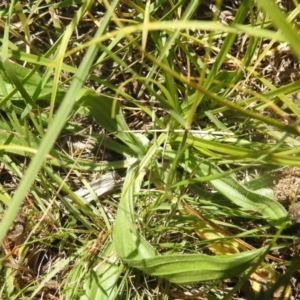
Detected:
left=77, top=88, right=149, bottom=156
left=128, top=249, right=264, bottom=283
left=191, top=159, right=289, bottom=228
left=114, top=162, right=264, bottom=284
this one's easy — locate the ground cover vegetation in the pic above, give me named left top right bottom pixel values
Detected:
left=0, top=0, right=300, bottom=299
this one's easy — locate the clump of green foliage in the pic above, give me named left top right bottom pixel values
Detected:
left=0, top=0, right=300, bottom=299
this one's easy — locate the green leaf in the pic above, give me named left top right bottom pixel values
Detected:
left=77, top=88, right=149, bottom=156
left=114, top=162, right=158, bottom=260
left=0, top=60, right=66, bottom=102
left=257, top=0, right=300, bottom=61
left=129, top=248, right=264, bottom=283
left=0, top=0, right=105, bottom=246
left=81, top=242, right=123, bottom=300
left=195, top=160, right=289, bottom=228
left=114, top=162, right=264, bottom=284
left=0, top=117, right=40, bottom=151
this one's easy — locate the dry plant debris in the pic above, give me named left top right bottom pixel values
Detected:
left=273, top=167, right=300, bottom=223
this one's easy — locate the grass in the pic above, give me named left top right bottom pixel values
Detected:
left=0, top=0, right=300, bottom=299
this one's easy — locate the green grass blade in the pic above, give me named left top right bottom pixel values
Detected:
left=257, top=0, right=300, bottom=60
left=0, top=0, right=119, bottom=243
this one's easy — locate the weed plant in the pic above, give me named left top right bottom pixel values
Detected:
left=0, top=0, right=300, bottom=299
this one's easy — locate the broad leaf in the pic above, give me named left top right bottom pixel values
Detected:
left=129, top=248, right=264, bottom=283
left=114, top=162, right=264, bottom=284
left=77, top=88, right=149, bottom=156
left=114, top=162, right=158, bottom=260
left=0, top=60, right=66, bottom=102
left=81, top=242, right=123, bottom=300
left=193, top=160, right=289, bottom=228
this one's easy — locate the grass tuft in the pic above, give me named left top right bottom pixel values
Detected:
left=0, top=0, right=300, bottom=299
